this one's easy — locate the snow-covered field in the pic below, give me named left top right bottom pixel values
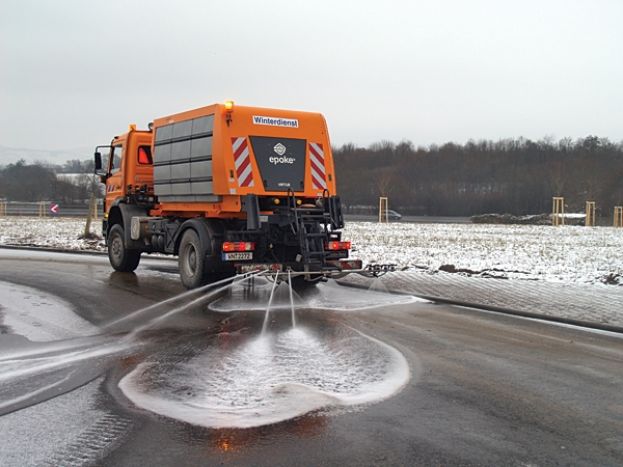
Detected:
left=0, top=217, right=105, bottom=250
left=345, top=222, right=623, bottom=286
left=1, top=217, right=621, bottom=286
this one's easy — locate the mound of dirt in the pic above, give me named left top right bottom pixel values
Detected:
left=470, top=213, right=584, bottom=225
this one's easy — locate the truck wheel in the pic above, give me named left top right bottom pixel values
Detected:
left=179, top=229, right=209, bottom=289
left=108, top=224, right=141, bottom=272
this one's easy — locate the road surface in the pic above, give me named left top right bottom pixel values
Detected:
left=0, top=249, right=621, bottom=466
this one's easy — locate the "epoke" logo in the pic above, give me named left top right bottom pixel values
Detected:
left=273, top=143, right=286, bottom=156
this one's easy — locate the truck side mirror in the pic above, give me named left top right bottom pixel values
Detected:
left=94, top=152, right=102, bottom=171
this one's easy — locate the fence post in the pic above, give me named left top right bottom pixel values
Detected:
left=614, top=206, right=623, bottom=227
left=38, top=201, right=48, bottom=218
left=585, top=201, right=596, bottom=227
left=379, top=197, right=389, bottom=223
left=552, top=197, right=564, bottom=226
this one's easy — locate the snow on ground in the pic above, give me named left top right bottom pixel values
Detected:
left=343, top=222, right=623, bottom=286
left=0, top=216, right=105, bottom=250
left=1, top=217, right=622, bottom=286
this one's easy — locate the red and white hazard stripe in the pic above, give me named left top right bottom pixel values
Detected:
left=231, top=137, right=254, bottom=188
left=309, top=142, right=327, bottom=190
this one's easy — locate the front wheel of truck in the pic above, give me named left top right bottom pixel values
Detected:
left=108, top=224, right=141, bottom=272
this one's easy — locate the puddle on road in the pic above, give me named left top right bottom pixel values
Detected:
left=0, top=281, right=98, bottom=341
left=0, top=274, right=259, bottom=416
left=0, top=275, right=415, bottom=431
left=0, top=334, right=139, bottom=416
left=119, top=316, right=410, bottom=429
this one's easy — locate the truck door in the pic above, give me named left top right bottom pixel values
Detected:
left=105, top=143, right=125, bottom=212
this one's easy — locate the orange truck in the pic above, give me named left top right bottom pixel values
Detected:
left=94, top=102, right=361, bottom=288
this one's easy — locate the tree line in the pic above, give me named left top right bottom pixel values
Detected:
left=0, top=159, right=99, bottom=203
left=2, top=136, right=622, bottom=216
left=333, top=136, right=623, bottom=216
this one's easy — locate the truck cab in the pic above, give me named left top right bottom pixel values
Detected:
left=95, top=127, right=153, bottom=219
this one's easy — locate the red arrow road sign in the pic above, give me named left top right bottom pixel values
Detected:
left=50, top=203, right=59, bottom=214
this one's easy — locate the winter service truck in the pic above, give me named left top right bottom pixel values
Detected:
left=94, top=102, right=361, bottom=289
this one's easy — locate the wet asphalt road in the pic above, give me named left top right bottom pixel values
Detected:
left=0, top=249, right=622, bottom=466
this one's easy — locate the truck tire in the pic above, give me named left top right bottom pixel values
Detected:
left=179, top=228, right=210, bottom=289
left=108, top=224, right=141, bottom=272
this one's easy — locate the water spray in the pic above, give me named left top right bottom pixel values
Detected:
left=288, top=269, right=296, bottom=328
left=103, top=271, right=262, bottom=332
left=125, top=270, right=266, bottom=339
left=261, top=272, right=280, bottom=335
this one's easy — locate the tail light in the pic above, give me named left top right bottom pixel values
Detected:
left=222, top=241, right=255, bottom=252
left=325, top=241, right=351, bottom=251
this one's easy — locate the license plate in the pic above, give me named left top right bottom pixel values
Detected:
left=222, top=252, right=253, bottom=261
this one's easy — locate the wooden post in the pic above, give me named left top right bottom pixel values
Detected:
left=379, top=197, right=389, bottom=223
left=552, top=197, right=564, bottom=226
left=0, top=200, right=6, bottom=217
left=614, top=206, right=623, bottom=228
left=38, top=201, right=47, bottom=218
left=84, top=195, right=95, bottom=237
left=585, top=201, right=596, bottom=227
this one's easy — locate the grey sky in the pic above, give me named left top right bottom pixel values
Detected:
left=1, top=0, right=622, bottom=152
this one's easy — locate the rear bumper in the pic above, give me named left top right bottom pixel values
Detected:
left=235, top=259, right=362, bottom=276
left=326, top=259, right=363, bottom=270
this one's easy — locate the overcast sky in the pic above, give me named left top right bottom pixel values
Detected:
left=1, top=0, right=622, bottom=151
